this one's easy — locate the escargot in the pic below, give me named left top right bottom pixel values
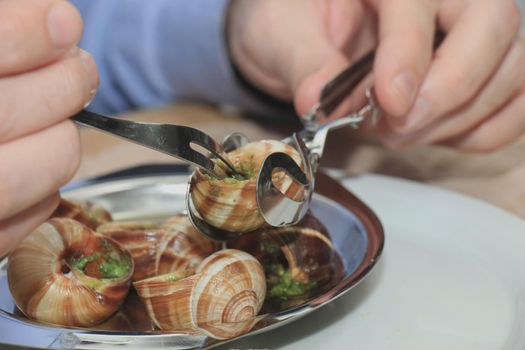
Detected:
left=51, top=198, right=112, bottom=229
left=190, top=140, right=304, bottom=233
left=134, top=249, right=266, bottom=339
left=7, top=218, right=134, bottom=327
left=229, top=213, right=337, bottom=302
left=97, top=214, right=219, bottom=281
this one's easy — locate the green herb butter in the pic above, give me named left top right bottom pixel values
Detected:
left=266, top=264, right=316, bottom=300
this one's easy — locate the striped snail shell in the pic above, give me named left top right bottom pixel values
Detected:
left=229, top=213, right=336, bottom=301
left=7, top=218, right=133, bottom=327
left=160, top=214, right=220, bottom=257
left=97, top=214, right=219, bottom=281
left=134, top=249, right=266, bottom=339
left=51, top=198, right=112, bottom=229
left=190, top=140, right=304, bottom=233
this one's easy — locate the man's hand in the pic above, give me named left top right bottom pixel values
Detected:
left=228, top=0, right=524, bottom=152
left=0, top=0, right=98, bottom=256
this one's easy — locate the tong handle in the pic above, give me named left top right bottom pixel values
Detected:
left=316, top=31, right=445, bottom=120
left=318, top=51, right=375, bottom=118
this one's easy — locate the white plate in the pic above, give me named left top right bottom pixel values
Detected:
left=220, top=174, right=525, bottom=350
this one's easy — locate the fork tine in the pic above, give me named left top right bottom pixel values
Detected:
left=189, top=137, right=240, bottom=177
left=180, top=126, right=245, bottom=177
left=178, top=146, right=218, bottom=176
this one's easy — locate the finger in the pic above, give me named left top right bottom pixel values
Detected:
left=293, top=1, right=368, bottom=116
left=382, top=37, right=525, bottom=147
left=369, top=0, right=437, bottom=118
left=0, top=193, right=59, bottom=257
left=442, top=90, right=525, bottom=152
left=399, top=0, right=521, bottom=132
left=0, top=121, right=80, bottom=220
left=0, top=0, right=82, bottom=75
left=294, top=53, right=351, bottom=116
left=0, top=49, right=98, bottom=143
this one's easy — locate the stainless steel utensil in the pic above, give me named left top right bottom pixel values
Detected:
left=71, top=111, right=243, bottom=179
left=72, top=50, right=377, bottom=241
left=256, top=31, right=446, bottom=229
left=186, top=51, right=378, bottom=241
left=254, top=52, right=378, bottom=231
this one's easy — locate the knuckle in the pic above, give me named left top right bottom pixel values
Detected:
left=459, top=133, right=502, bottom=153
left=0, top=219, right=24, bottom=255
left=0, top=90, right=17, bottom=141
left=443, top=66, right=467, bottom=90
left=48, top=193, right=61, bottom=213
left=387, top=121, right=414, bottom=136
left=47, top=121, right=81, bottom=189
left=0, top=168, right=17, bottom=219
left=57, top=57, right=91, bottom=111
left=409, top=26, right=429, bottom=47
left=436, top=62, right=475, bottom=102
left=0, top=15, right=26, bottom=68
left=0, top=232, right=15, bottom=257
left=56, top=121, right=81, bottom=185
left=463, top=141, right=499, bottom=153
left=380, top=134, right=409, bottom=150
left=0, top=193, right=60, bottom=256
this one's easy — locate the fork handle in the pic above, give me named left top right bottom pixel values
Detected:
left=71, top=110, right=241, bottom=179
left=71, top=110, right=219, bottom=174
left=72, top=110, right=139, bottom=137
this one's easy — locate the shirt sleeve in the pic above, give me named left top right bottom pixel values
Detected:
left=71, top=0, right=295, bottom=120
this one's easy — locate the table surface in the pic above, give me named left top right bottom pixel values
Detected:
left=76, top=103, right=525, bottom=220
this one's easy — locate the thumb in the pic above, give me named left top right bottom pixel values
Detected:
left=290, top=0, right=372, bottom=117
left=293, top=51, right=352, bottom=117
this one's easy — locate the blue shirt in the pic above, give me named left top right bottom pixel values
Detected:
left=72, top=0, right=293, bottom=120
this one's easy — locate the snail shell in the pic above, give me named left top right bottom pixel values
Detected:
left=95, top=290, right=155, bottom=331
left=97, top=214, right=219, bottom=281
left=190, top=140, right=304, bottom=233
left=51, top=198, right=112, bottom=229
left=134, top=249, right=266, bottom=339
left=7, top=218, right=133, bottom=327
left=229, top=213, right=336, bottom=300
left=160, top=214, right=220, bottom=256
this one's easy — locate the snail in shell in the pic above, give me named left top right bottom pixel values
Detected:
left=134, top=249, right=266, bottom=339
left=7, top=218, right=134, bottom=327
left=228, top=213, right=337, bottom=301
left=51, top=198, right=112, bottom=229
left=190, top=140, right=304, bottom=233
left=97, top=214, right=219, bottom=281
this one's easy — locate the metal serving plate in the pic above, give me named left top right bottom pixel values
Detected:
left=0, top=165, right=384, bottom=350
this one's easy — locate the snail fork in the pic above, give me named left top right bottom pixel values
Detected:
left=71, top=110, right=242, bottom=179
